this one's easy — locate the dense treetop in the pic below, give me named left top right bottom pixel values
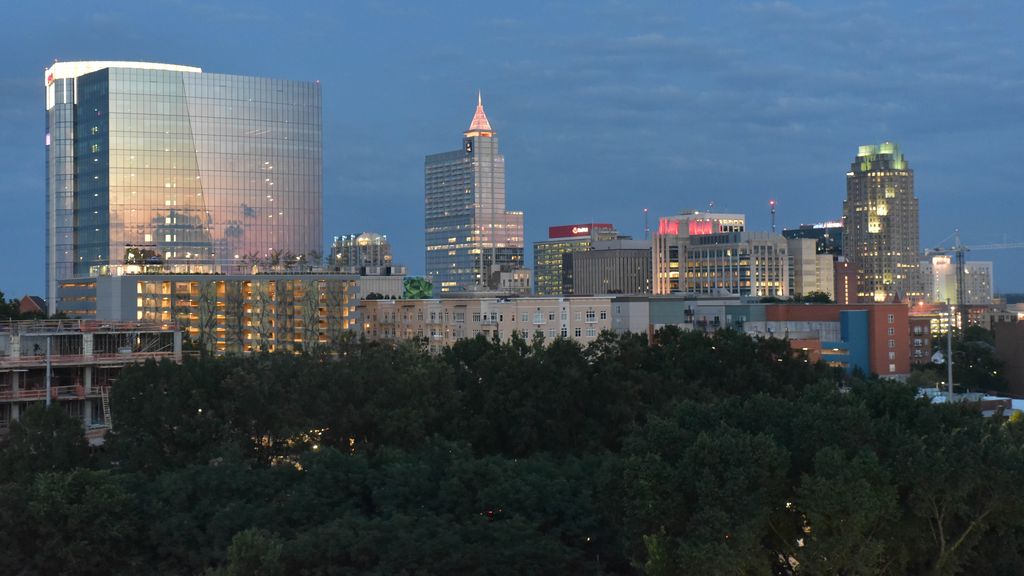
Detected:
left=1, top=329, right=1022, bottom=575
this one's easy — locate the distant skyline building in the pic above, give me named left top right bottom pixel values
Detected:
left=331, top=232, right=393, bottom=270
left=569, top=238, right=652, bottom=296
left=424, top=93, right=524, bottom=293
left=45, top=61, right=323, bottom=314
left=533, top=223, right=619, bottom=296
left=652, top=211, right=748, bottom=295
left=330, top=232, right=405, bottom=299
left=842, top=142, right=920, bottom=302
left=920, top=255, right=994, bottom=305
left=782, top=222, right=843, bottom=256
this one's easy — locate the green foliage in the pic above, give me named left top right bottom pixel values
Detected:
left=0, top=404, right=91, bottom=483
left=1, top=328, right=1023, bottom=574
left=0, top=290, right=22, bottom=320
left=207, top=528, right=285, bottom=576
left=795, top=291, right=833, bottom=303
left=0, top=470, right=140, bottom=575
left=912, top=325, right=1008, bottom=393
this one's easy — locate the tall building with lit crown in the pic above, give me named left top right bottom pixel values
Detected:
left=45, top=61, right=323, bottom=315
left=425, top=93, right=524, bottom=293
left=843, top=142, right=920, bottom=302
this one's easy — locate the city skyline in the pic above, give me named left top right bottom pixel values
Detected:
left=2, top=1, right=1024, bottom=298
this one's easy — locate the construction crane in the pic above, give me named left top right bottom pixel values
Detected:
left=924, top=230, right=1024, bottom=329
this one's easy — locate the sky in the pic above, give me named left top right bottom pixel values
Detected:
left=1, top=0, right=1023, bottom=298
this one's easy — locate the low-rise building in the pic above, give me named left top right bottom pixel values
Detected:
left=995, top=322, right=1024, bottom=397
left=358, top=296, right=614, bottom=353
left=909, top=314, right=935, bottom=364
left=0, top=319, right=182, bottom=443
left=612, top=296, right=911, bottom=378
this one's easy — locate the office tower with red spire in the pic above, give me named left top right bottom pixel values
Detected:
left=424, top=93, right=525, bottom=293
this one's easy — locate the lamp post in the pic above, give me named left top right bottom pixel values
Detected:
left=946, top=299, right=954, bottom=402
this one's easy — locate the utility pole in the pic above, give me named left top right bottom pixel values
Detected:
left=45, top=335, right=52, bottom=408
left=946, top=299, right=954, bottom=403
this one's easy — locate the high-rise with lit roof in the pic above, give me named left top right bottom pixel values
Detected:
left=45, top=61, right=322, bottom=314
left=843, top=142, right=920, bottom=302
left=424, top=94, right=524, bottom=293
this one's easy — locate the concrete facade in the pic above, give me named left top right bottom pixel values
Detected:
left=570, top=239, right=652, bottom=296
left=61, top=273, right=358, bottom=354
left=0, top=319, right=182, bottom=443
left=358, top=296, right=614, bottom=353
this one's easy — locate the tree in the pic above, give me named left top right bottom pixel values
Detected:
left=796, top=291, right=833, bottom=303
left=24, top=470, right=141, bottom=575
left=207, top=528, right=285, bottom=576
left=0, top=404, right=90, bottom=483
left=793, top=448, right=901, bottom=574
left=0, top=290, right=22, bottom=319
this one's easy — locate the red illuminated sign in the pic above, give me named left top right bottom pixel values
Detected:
left=688, top=220, right=714, bottom=235
left=46, top=73, right=54, bottom=86
left=548, top=223, right=614, bottom=239
left=658, top=218, right=679, bottom=235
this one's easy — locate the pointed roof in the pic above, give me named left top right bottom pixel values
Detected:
left=467, top=91, right=493, bottom=134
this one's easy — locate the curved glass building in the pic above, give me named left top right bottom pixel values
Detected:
left=45, top=61, right=322, bottom=313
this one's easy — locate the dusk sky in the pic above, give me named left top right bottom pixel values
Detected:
left=2, top=0, right=1022, bottom=297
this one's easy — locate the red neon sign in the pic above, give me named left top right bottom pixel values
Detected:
left=658, top=218, right=679, bottom=235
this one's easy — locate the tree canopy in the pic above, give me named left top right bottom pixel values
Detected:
left=1, top=329, right=1022, bottom=574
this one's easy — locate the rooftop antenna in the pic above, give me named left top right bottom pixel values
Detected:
left=708, top=201, right=715, bottom=211
left=643, top=208, right=649, bottom=240
left=770, top=199, right=777, bottom=233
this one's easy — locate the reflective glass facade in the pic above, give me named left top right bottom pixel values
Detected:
left=424, top=99, right=524, bottom=293
left=45, top=62, right=322, bottom=312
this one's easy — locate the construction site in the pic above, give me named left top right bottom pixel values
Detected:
left=0, top=320, right=182, bottom=444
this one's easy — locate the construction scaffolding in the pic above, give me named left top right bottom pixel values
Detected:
left=0, top=320, right=183, bottom=444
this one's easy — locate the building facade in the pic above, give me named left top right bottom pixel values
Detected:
left=533, top=224, right=619, bottom=296
left=331, top=232, right=393, bottom=270
left=570, top=239, right=652, bottom=295
left=58, top=273, right=357, bottom=354
left=920, top=256, right=994, bottom=305
left=0, top=319, right=182, bottom=443
left=330, top=232, right=405, bottom=299
left=618, top=296, right=911, bottom=377
left=842, top=142, right=920, bottom=302
left=358, top=296, right=613, bottom=354
left=424, top=94, right=524, bottom=293
left=782, top=222, right=843, bottom=256
left=833, top=258, right=859, bottom=305
left=45, top=61, right=323, bottom=314
left=788, top=237, right=835, bottom=299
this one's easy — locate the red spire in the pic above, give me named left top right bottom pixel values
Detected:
left=467, top=91, right=493, bottom=134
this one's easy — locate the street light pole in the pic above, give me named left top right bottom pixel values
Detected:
left=946, top=299, right=954, bottom=402
left=45, top=335, right=52, bottom=408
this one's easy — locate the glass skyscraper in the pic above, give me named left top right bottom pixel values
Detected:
left=45, top=61, right=322, bottom=313
left=424, top=94, right=524, bottom=293
left=843, top=142, right=920, bottom=302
